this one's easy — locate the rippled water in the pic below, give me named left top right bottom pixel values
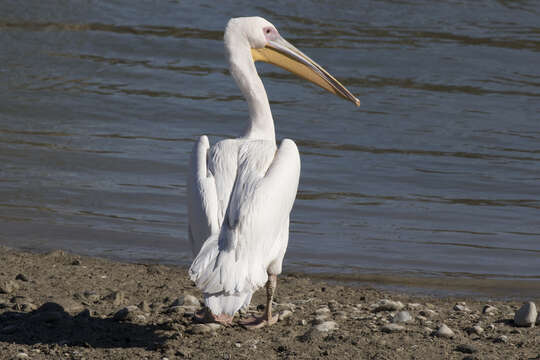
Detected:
left=1, top=0, right=539, bottom=294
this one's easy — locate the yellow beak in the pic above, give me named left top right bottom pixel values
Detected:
left=251, top=37, right=360, bottom=107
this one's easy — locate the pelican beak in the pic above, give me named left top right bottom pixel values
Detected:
left=251, top=36, right=360, bottom=107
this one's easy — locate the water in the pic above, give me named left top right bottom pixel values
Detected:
left=1, top=0, right=539, bottom=295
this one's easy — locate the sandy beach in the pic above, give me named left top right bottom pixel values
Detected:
left=0, top=246, right=538, bottom=360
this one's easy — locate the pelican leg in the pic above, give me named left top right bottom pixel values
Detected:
left=240, top=274, right=278, bottom=329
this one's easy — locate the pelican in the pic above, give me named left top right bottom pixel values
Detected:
left=188, top=16, right=359, bottom=328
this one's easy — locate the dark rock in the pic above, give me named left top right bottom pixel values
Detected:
left=15, top=273, right=29, bottom=282
left=456, top=344, right=477, bottom=354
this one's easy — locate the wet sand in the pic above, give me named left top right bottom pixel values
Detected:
left=0, top=246, right=538, bottom=360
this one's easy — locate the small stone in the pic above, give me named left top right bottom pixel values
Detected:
left=454, top=303, right=471, bottom=312
left=71, top=259, right=82, bottom=265
left=104, top=291, right=125, bottom=306
left=15, top=353, right=29, bottom=359
left=419, top=309, right=437, bottom=318
left=423, top=327, right=433, bottom=335
left=314, top=321, right=337, bottom=332
left=172, top=294, right=200, bottom=307
left=487, top=324, right=495, bottom=331
left=21, top=302, right=37, bottom=312
left=514, top=301, right=537, bottom=327
left=113, top=305, right=139, bottom=321
left=381, top=323, right=405, bottom=333
left=15, top=274, right=28, bottom=282
left=334, top=311, right=348, bottom=321
left=456, top=344, right=477, bottom=354
left=83, top=291, right=100, bottom=302
left=234, top=342, right=242, bottom=348
left=373, top=299, right=404, bottom=312
left=139, top=300, right=150, bottom=312
left=494, top=335, right=508, bottom=343
left=315, top=307, right=330, bottom=315
left=191, top=324, right=218, bottom=334
left=299, top=319, right=307, bottom=326
left=407, top=303, right=421, bottom=309
left=435, top=324, right=455, bottom=338
left=467, top=325, right=484, bottom=335
left=392, top=311, right=412, bottom=323
left=279, top=310, right=293, bottom=321
left=206, top=323, right=221, bottom=331
left=314, top=314, right=329, bottom=324
left=0, top=280, right=19, bottom=294
left=482, top=305, right=497, bottom=314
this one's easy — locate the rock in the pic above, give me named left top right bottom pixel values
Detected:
left=0, top=280, right=19, bottom=294
left=514, top=301, right=537, bottom=327
left=71, top=259, right=82, bottom=265
left=454, top=303, right=471, bottom=312
left=392, top=311, right=412, bottom=323
left=494, top=335, right=508, bottom=343
left=172, top=294, right=200, bottom=307
left=104, top=291, right=125, bottom=306
left=83, top=291, right=100, bottom=302
left=456, top=344, right=477, bottom=354
left=313, top=321, right=338, bottom=332
left=423, top=327, right=434, bottom=335
left=279, top=310, right=293, bottom=321
left=139, top=300, right=150, bottom=312
left=419, top=309, right=437, bottom=318
left=191, top=323, right=220, bottom=334
left=15, top=274, right=28, bottom=282
left=314, top=314, right=329, bottom=324
left=482, top=305, right=497, bottom=314
left=407, top=303, right=421, bottom=309
left=315, top=307, right=330, bottom=315
left=467, top=325, right=484, bottom=335
left=334, top=311, right=348, bottom=321
left=21, top=302, right=37, bottom=312
left=435, top=324, right=455, bottom=338
left=381, top=323, right=405, bottom=333
left=373, top=299, right=404, bottom=312
left=299, top=319, right=307, bottom=326
left=487, top=324, right=495, bottom=331
left=113, top=305, right=139, bottom=321
left=15, top=353, right=29, bottom=359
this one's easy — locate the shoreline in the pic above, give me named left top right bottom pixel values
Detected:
left=0, top=246, right=538, bottom=359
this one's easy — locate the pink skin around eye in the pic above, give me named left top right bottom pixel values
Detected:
left=263, top=26, right=279, bottom=41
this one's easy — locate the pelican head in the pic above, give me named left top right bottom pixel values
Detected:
left=225, top=17, right=360, bottom=107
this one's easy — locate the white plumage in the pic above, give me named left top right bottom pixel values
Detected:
left=187, top=17, right=359, bottom=327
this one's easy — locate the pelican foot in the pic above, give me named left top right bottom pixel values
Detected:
left=194, top=308, right=234, bottom=326
left=239, top=314, right=278, bottom=329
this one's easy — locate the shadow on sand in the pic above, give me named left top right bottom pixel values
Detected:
left=0, top=302, right=166, bottom=349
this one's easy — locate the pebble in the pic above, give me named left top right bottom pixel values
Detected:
left=15, top=353, right=29, bottom=359
left=313, top=321, right=337, bottom=332
left=172, top=294, right=200, bottom=307
left=113, top=305, right=139, bottom=321
left=191, top=323, right=220, bottom=334
left=0, top=280, right=19, bottom=294
left=314, top=314, right=329, bottom=324
left=373, top=299, right=404, bottom=312
left=334, top=311, right=348, bottom=321
left=494, top=335, right=508, bottom=343
left=423, top=327, right=433, bottom=335
left=278, top=310, right=293, bottom=321
left=407, top=303, right=421, bottom=309
left=419, top=309, right=437, bottom=318
left=514, top=301, right=537, bottom=327
left=392, top=311, right=412, bottom=323
left=435, top=324, right=455, bottom=338
left=454, top=303, right=471, bottom=312
left=139, top=300, right=150, bottom=312
left=487, top=324, right=495, bottom=331
left=315, top=307, right=330, bottom=315
left=299, top=319, right=307, bottom=326
left=104, top=291, right=125, bottom=306
left=381, top=323, right=405, bottom=333
left=467, top=325, right=484, bottom=335
left=83, top=291, right=100, bottom=302
left=15, top=274, right=29, bottom=282
left=482, top=305, right=497, bottom=314
left=456, top=344, right=477, bottom=354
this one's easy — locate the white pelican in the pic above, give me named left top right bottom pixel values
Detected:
left=188, top=16, right=359, bottom=328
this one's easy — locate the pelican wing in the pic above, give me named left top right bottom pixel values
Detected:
left=190, top=139, right=301, bottom=295
left=187, top=135, right=219, bottom=257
